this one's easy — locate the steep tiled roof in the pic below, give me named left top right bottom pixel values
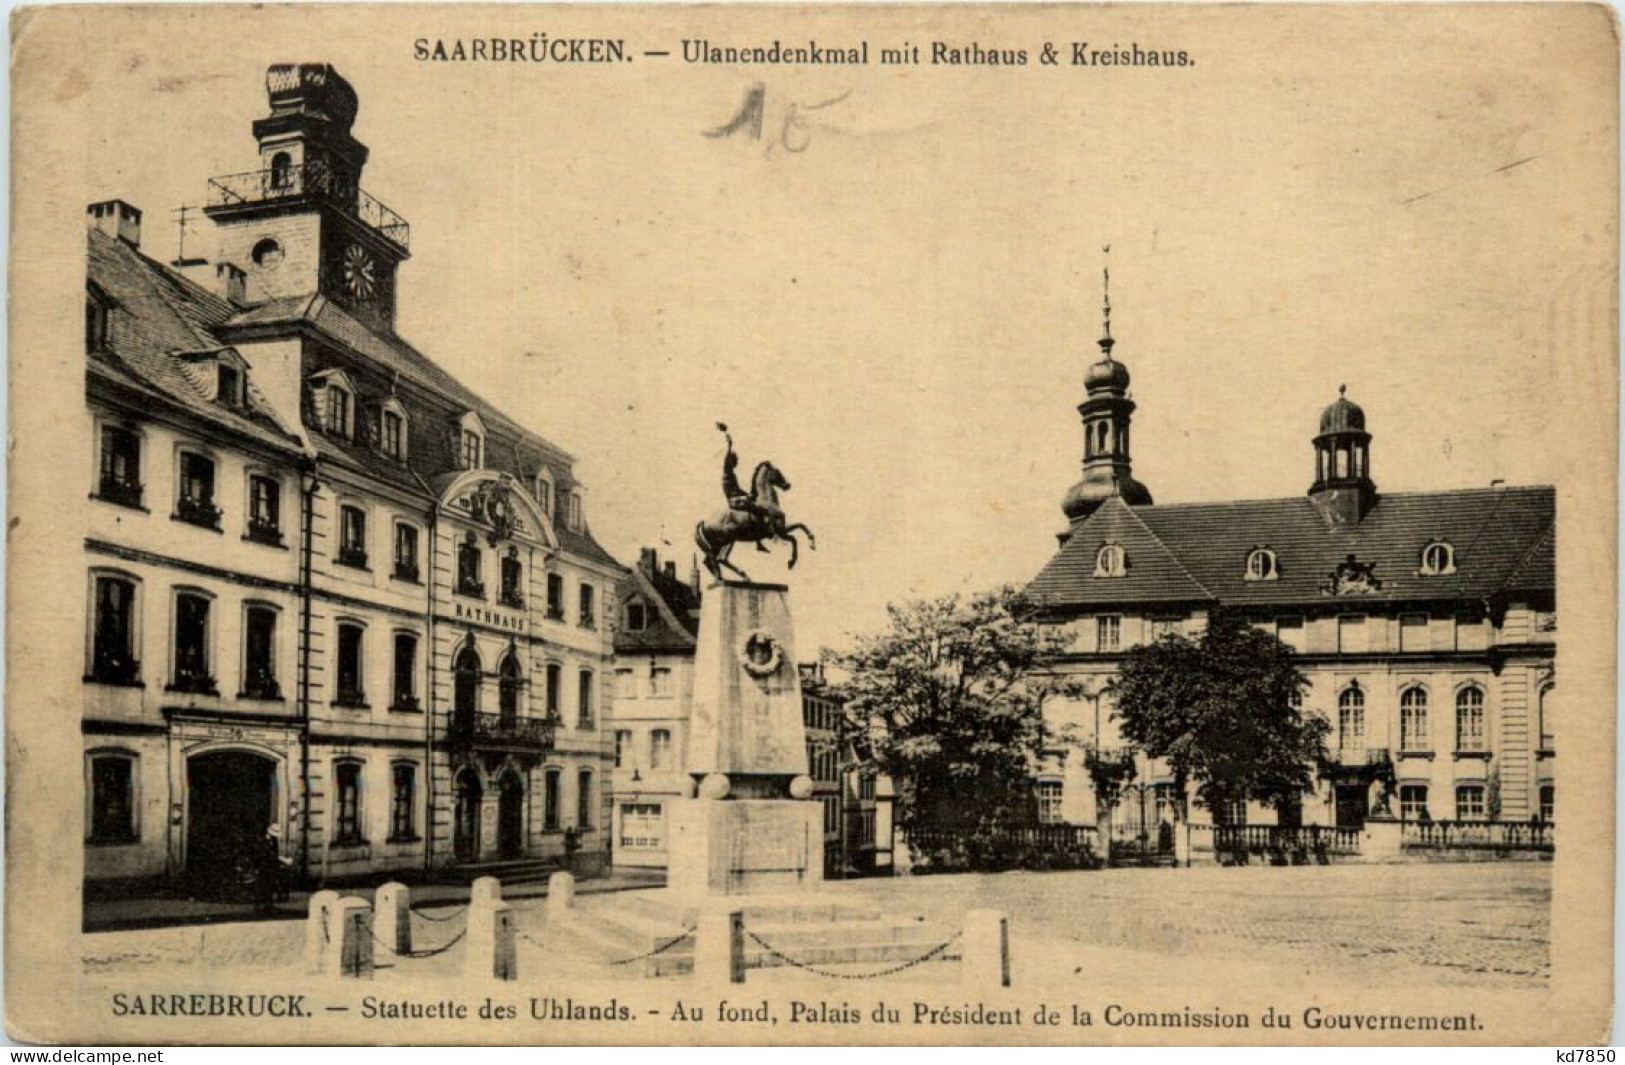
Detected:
left=615, top=556, right=701, bottom=654
left=86, top=228, right=304, bottom=452
left=1027, top=485, right=1554, bottom=611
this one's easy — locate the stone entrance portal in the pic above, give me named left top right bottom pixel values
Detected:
left=186, top=750, right=276, bottom=882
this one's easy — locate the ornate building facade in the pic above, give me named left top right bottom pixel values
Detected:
left=1025, top=283, right=1556, bottom=842
left=82, top=64, right=622, bottom=893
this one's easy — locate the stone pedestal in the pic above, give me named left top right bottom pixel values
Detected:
left=1361, top=816, right=1404, bottom=862
left=670, top=580, right=822, bottom=898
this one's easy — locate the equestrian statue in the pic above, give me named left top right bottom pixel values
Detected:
left=695, top=422, right=816, bottom=582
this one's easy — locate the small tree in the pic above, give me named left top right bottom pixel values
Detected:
left=827, top=587, right=1081, bottom=844
left=1113, top=610, right=1329, bottom=822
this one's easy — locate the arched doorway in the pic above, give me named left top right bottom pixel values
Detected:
left=186, top=750, right=277, bottom=891
left=454, top=770, right=482, bottom=863
left=497, top=772, right=525, bottom=860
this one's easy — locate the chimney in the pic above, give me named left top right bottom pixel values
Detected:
left=639, top=547, right=658, bottom=576
left=214, top=262, right=247, bottom=305
left=87, top=200, right=142, bottom=248
left=664, top=561, right=677, bottom=584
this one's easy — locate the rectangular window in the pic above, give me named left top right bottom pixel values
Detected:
left=577, top=770, right=593, bottom=829
left=89, top=756, right=136, bottom=844
left=546, top=574, right=565, bottom=619
left=457, top=542, right=484, bottom=597
left=390, top=764, right=416, bottom=841
left=1399, top=613, right=1430, bottom=653
left=461, top=430, right=482, bottom=470
left=335, top=623, right=364, bottom=706
left=650, top=728, right=672, bottom=770
left=1276, top=616, right=1305, bottom=652
left=175, top=452, right=220, bottom=528
left=1097, top=615, right=1121, bottom=653
left=247, top=475, right=282, bottom=544
left=578, top=584, right=596, bottom=629
left=337, top=506, right=367, bottom=568
left=1150, top=618, right=1178, bottom=642
left=382, top=411, right=404, bottom=459
left=92, top=576, right=138, bottom=683
left=1037, top=780, right=1064, bottom=824
left=393, top=524, right=419, bottom=581
left=334, top=762, right=363, bottom=844
left=1338, top=615, right=1368, bottom=654
left=1454, top=785, right=1486, bottom=821
left=1539, top=785, right=1554, bottom=823
left=1399, top=784, right=1429, bottom=822
left=619, top=803, right=663, bottom=849
left=614, top=729, right=632, bottom=768
left=545, top=664, right=562, bottom=718
left=327, top=388, right=350, bottom=438
left=650, top=667, right=673, bottom=697
left=613, top=668, right=635, bottom=699
left=500, top=556, right=524, bottom=608
left=97, top=425, right=142, bottom=507
left=216, top=364, right=240, bottom=406
left=172, top=593, right=213, bottom=692
left=243, top=605, right=278, bottom=699
left=543, top=769, right=561, bottom=831
left=578, top=670, right=594, bottom=728
left=392, top=633, right=418, bottom=710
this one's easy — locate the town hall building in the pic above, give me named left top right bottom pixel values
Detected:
left=1025, top=280, right=1556, bottom=843
left=82, top=63, right=623, bottom=896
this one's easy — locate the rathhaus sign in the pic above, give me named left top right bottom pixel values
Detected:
left=452, top=600, right=527, bottom=634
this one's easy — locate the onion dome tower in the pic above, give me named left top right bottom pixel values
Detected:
left=1309, top=384, right=1377, bottom=525
left=1061, top=255, right=1153, bottom=523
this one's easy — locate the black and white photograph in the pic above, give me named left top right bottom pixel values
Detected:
left=5, top=2, right=1617, bottom=1047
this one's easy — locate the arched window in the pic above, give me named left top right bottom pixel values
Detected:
left=171, top=589, right=215, bottom=693
left=1337, top=684, right=1365, bottom=757
left=453, top=644, right=481, bottom=723
left=1094, top=543, right=1127, bottom=578
left=498, top=652, right=522, bottom=723
left=1420, top=540, right=1456, bottom=576
left=332, top=760, right=364, bottom=845
left=1246, top=549, right=1277, bottom=581
left=269, top=151, right=293, bottom=190
left=1539, top=683, right=1554, bottom=750
left=1456, top=686, right=1485, bottom=752
left=90, top=572, right=140, bottom=684
left=1399, top=687, right=1429, bottom=751
left=86, top=749, right=138, bottom=844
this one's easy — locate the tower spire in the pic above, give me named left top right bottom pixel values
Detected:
left=1099, top=244, right=1115, bottom=358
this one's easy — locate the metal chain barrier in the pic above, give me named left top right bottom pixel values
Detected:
left=372, top=925, right=468, bottom=959
left=743, top=928, right=963, bottom=981
left=410, top=905, right=468, bottom=923
left=606, top=926, right=697, bottom=967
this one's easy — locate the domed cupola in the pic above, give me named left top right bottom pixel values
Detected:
left=1061, top=255, right=1153, bottom=523
left=1309, top=384, right=1377, bottom=525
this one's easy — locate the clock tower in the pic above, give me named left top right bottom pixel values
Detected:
left=204, top=64, right=409, bottom=333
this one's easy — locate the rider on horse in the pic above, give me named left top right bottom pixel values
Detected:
left=719, top=423, right=771, bottom=524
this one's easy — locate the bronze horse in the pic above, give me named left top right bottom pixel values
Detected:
left=695, top=460, right=816, bottom=581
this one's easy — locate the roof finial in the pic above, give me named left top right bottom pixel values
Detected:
left=1099, top=243, right=1115, bottom=359
left=1339, top=383, right=1347, bottom=397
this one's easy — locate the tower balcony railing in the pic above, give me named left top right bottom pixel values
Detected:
left=206, top=160, right=410, bottom=252
left=444, top=710, right=558, bottom=751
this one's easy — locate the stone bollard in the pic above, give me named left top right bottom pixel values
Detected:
left=465, top=899, right=517, bottom=981
left=304, top=890, right=341, bottom=974
left=546, top=871, right=576, bottom=922
left=962, top=909, right=1010, bottom=988
left=374, top=882, right=411, bottom=956
left=694, top=908, right=744, bottom=985
left=329, top=897, right=375, bottom=980
left=471, top=876, right=503, bottom=907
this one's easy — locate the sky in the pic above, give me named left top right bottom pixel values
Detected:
left=71, top=4, right=1616, bottom=656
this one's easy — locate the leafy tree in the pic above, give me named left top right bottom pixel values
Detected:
left=1113, top=609, right=1329, bottom=820
left=826, top=586, right=1081, bottom=837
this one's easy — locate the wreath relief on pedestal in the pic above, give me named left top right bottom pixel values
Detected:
left=738, top=630, right=784, bottom=678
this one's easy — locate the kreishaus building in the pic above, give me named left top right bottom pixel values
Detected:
left=1023, top=275, right=1556, bottom=838
left=82, top=64, right=623, bottom=894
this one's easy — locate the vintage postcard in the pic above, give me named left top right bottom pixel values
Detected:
left=6, top=2, right=1617, bottom=1046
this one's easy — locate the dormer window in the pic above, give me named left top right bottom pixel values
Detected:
left=86, top=293, right=110, bottom=354
left=1094, top=543, right=1127, bottom=578
left=626, top=599, right=648, bottom=632
left=1245, top=548, right=1278, bottom=581
left=457, top=412, right=486, bottom=470
left=311, top=370, right=357, bottom=441
left=1420, top=540, right=1456, bottom=576
left=216, top=363, right=242, bottom=407
left=567, top=490, right=584, bottom=533
left=378, top=399, right=407, bottom=460
left=534, top=470, right=554, bottom=519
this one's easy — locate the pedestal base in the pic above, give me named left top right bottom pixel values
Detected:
left=667, top=798, right=823, bottom=897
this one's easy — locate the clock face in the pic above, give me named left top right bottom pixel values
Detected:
left=342, top=244, right=376, bottom=301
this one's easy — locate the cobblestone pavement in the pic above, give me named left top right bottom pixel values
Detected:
left=839, top=861, right=1551, bottom=991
